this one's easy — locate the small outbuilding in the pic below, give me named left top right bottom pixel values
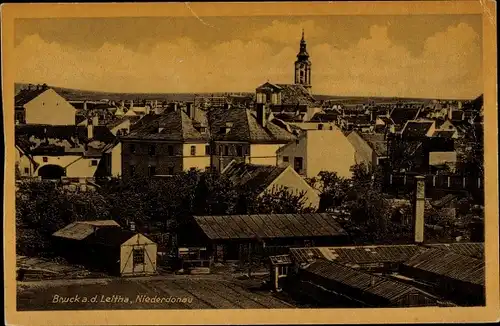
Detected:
left=52, top=220, right=157, bottom=277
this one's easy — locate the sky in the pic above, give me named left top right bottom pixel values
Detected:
left=14, top=15, right=482, bottom=99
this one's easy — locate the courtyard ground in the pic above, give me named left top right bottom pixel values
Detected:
left=17, top=274, right=295, bottom=310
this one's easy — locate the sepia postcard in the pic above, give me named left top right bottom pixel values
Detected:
left=2, top=1, right=499, bottom=325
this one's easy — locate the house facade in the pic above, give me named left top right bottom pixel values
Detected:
left=15, top=123, right=118, bottom=179
left=276, top=129, right=356, bottom=179
left=120, top=106, right=211, bottom=179
left=15, top=85, right=77, bottom=125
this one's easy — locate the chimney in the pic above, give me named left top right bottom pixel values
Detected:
left=83, top=101, right=88, bottom=112
left=370, top=108, right=374, bottom=122
left=256, top=103, right=266, bottom=127
left=129, top=221, right=136, bottom=232
left=120, top=100, right=125, bottom=109
left=155, top=105, right=162, bottom=115
left=186, top=102, right=196, bottom=120
left=92, top=114, right=99, bottom=126
left=87, top=119, right=94, bottom=139
left=129, top=100, right=134, bottom=109
left=448, top=106, right=453, bottom=120
left=413, top=175, right=426, bottom=243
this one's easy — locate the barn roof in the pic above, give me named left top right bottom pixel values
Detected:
left=289, top=243, right=483, bottom=265
left=52, top=220, right=120, bottom=240
left=403, top=248, right=485, bottom=286
left=193, top=213, right=347, bottom=240
left=302, top=260, right=434, bottom=304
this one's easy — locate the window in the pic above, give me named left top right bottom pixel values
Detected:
left=24, top=168, right=29, bottom=174
left=129, top=144, right=136, bottom=154
left=133, top=248, right=145, bottom=266
left=167, top=145, right=174, bottom=156
left=236, top=145, right=243, bottom=157
left=294, top=157, right=303, bottom=173
left=318, top=124, right=324, bottom=130
left=168, top=167, right=174, bottom=175
left=190, top=145, right=196, bottom=156
left=277, top=265, right=289, bottom=276
left=148, top=165, right=156, bottom=177
left=130, top=165, right=136, bottom=177
left=224, top=145, right=229, bottom=156
left=43, top=157, right=48, bottom=163
left=205, top=145, right=211, bottom=155
left=91, top=160, right=98, bottom=166
left=283, top=156, right=289, bottom=163
left=148, top=145, right=156, bottom=156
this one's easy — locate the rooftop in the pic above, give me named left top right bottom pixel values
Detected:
left=193, top=213, right=347, bottom=241
left=223, top=162, right=287, bottom=194
left=302, top=260, right=436, bottom=304
left=403, top=247, right=485, bottom=286
left=15, top=86, right=51, bottom=107
left=401, top=120, right=434, bottom=138
left=358, top=132, right=388, bottom=156
left=15, top=124, right=116, bottom=156
left=208, top=107, right=296, bottom=144
left=52, top=220, right=121, bottom=240
left=122, top=109, right=209, bottom=142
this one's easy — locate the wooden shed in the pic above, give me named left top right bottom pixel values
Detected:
left=86, top=228, right=158, bottom=276
left=52, top=221, right=157, bottom=277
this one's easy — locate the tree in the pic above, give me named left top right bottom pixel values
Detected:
left=246, top=186, right=315, bottom=214
left=307, top=171, right=350, bottom=212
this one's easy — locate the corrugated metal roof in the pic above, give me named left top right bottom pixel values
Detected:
left=329, top=245, right=422, bottom=265
left=269, top=255, right=293, bottom=265
left=303, top=260, right=430, bottom=303
left=52, top=220, right=120, bottom=240
left=426, top=242, right=484, bottom=259
left=404, top=248, right=485, bottom=286
left=289, top=247, right=327, bottom=263
left=194, top=213, right=346, bottom=240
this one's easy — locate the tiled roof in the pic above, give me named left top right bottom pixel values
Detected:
left=310, top=111, right=340, bottom=122
left=302, top=260, right=434, bottom=304
left=15, top=124, right=116, bottom=155
left=403, top=248, right=485, bottom=286
left=401, top=121, right=434, bottom=138
left=193, top=213, right=347, bottom=240
left=52, top=220, right=120, bottom=240
left=122, top=109, right=209, bottom=142
left=208, top=108, right=296, bottom=144
left=451, top=110, right=465, bottom=121
left=358, top=133, right=388, bottom=156
left=15, top=87, right=50, bottom=107
left=377, top=116, right=395, bottom=125
left=341, top=115, right=372, bottom=126
left=390, top=107, right=421, bottom=126
left=290, top=247, right=327, bottom=264
left=223, top=162, right=286, bottom=194
left=273, top=112, right=305, bottom=122
left=106, top=117, right=130, bottom=129
left=432, top=130, right=456, bottom=138
left=275, top=84, right=316, bottom=106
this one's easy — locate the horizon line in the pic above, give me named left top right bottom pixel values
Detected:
left=14, top=82, right=481, bottom=101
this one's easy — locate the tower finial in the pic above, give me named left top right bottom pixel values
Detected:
left=301, top=28, right=305, bottom=41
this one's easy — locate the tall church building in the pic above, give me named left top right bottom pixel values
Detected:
left=294, top=29, right=312, bottom=93
left=255, top=30, right=317, bottom=111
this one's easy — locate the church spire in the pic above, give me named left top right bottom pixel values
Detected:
left=294, top=29, right=312, bottom=92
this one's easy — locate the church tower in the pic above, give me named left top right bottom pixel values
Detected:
left=294, top=29, right=312, bottom=93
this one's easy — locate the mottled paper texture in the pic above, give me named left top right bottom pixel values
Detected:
left=2, top=1, right=499, bottom=325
